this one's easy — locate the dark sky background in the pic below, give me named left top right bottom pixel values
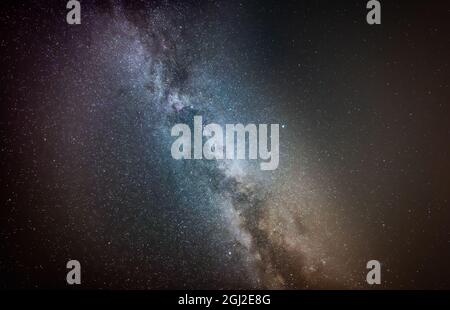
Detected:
left=1, top=0, right=449, bottom=289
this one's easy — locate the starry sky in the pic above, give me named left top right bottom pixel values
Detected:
left=1, top=0, right=449, bottom=289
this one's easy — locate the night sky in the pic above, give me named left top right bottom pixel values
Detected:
left=1, top=0, right=449, bottom=289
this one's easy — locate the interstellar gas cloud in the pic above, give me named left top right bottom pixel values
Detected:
left=1, top=0, right=450, bottom=289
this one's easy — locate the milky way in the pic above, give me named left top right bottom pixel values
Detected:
left=43, top=1, right=354, bottom=288
left=78, top=1, right=361, bottom=289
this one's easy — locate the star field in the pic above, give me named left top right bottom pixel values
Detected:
left=1, top=0, right=449, bottom=289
